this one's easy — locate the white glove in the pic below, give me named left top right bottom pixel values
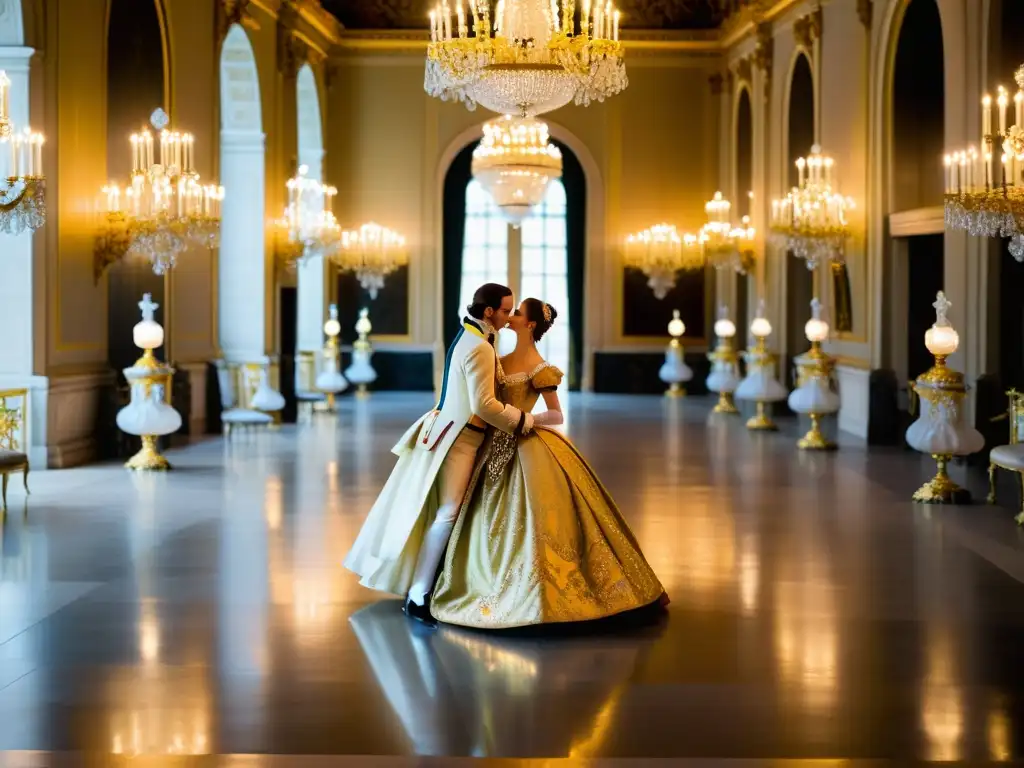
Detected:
left=532, top=410, right=564, bottom=427
left=521, top=412, right=535, bottom=434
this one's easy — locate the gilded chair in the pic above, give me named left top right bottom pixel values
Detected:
left=988, top=389, right=1024, bottom=523
left=0, top=388, right=29, bottom=513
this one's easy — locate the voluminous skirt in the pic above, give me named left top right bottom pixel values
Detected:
left=431, top=427, right=666, bottom=629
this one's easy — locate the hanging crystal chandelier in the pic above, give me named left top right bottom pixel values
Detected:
left=944, top=65, right=1024, bottom=259
left=96, top=109, right=223, bottom=277
left=700, top=191, right=756, bottom=274
left=769, top=145, right=854, bottom=270
left=0, top=72, right=45, bottom=235
left=472, top=115, right=563, bottom=226
left=332, top=222, right=409, bottom=299
left=624, top=223, right=704, bottom=299
left=425, top=0, right=627, bottom=117
left=275, top=164, right=341, bottom=269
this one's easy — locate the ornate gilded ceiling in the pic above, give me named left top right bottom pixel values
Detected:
left=321, top=0, right=722, bottom=30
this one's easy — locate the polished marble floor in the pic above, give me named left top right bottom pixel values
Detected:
left=4, top=394, right=1024, bottom=764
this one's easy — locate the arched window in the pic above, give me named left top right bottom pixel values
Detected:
left=458, top=180, right=570, bottom=377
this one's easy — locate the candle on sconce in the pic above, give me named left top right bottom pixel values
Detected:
left=0, top=71, right=9, bottom=126
left=457, top=0, right=466, bottom=37
left=999, top=87, right=1009, bottom=135
left=430, top=10, right=438, bottom=41
left=613, top=10, right=620, bottom=41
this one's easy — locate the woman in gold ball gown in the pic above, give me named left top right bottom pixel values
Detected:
left=431, top=298, right=668, bottom=629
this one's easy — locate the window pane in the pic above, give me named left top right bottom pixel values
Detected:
left=520, top=217, right=545, bottom=247
left=546, top=218, right=567, bottom=248
left=521, top=247, right=545, bottom=276
left=461, top=180, right=509, bottom=322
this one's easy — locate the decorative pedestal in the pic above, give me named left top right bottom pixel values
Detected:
left=116, top=360, right=182, bottom=471
left=736, top=337, right=788, bottom=431
left=317, top=344, right=348, bottom=411
left=706, top=344, right=739, bottom=414
left=345, top=308, right=377, bottom=398
left=905, top=293, right=982, bottom=503
left=788, top=344, right=840, bottom=451
left=246, top=364, right=285, bottom=426
left=659, top=339, right=692, bottom=397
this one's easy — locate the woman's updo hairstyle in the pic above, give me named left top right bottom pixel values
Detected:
left=522, top=298, right=558, bottom=342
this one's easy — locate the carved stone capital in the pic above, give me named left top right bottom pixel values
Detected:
left=216, top=0, right=258, bottom=43
left=736, top=56, right=753, bottom=86
left=754, top=22, right=773, bottom=99
left=709, top=72, right=725, bottom=96
left=793, top=5, right=823, bottom=49
left=857, top=0, right=873, bottom=30
left=277, top=3, right=307, bottom=78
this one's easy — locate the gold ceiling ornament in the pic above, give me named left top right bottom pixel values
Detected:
left=0, top=71, right=46, bottom=236
left=769, top=145, right=854, bottom=269
left=700, top=191, right=756, bottom=274
left=274, top=164, right=341, bottom=270
left=623, top=223, right=703, bottom=299
left=471, top=115, right=563, bottom=226
left=944, top=65, right=1024, bottom=260
left=95, top=108, right=223, bottom=278
left=424, top=0, right=627, bottom=117
left=331, top=222, right=409, bottom=300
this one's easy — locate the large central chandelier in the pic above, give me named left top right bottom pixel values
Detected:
left=425, top=0, right=627, bottom=117
left=472, top=115, right=562, bottom=225
left=769, top=145, right=854, bottom=269
left=96, top=109, right=222, bottom=276
left=701, top=191, right=756, bottom=273
left=332, top=222, right=409, bottom=299
left=944, top=66, right=1024, bottom=259
left=624, top=223, right=703, bottom=299
left=275, top=164, right=340, bottom=268
left=0, top=72, right=45, bottom=235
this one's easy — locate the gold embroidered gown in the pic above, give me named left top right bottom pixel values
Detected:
left=431, top=362, right=666, bottom=629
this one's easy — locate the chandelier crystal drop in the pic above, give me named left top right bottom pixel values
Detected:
left=425, top=0, right=627, bottom=117
left=769, top=145, right=854, bottom=269
left=97, top=108, right=223, bottom=276
left=0, top=72, right=46, bottom=235
left=472, top=115, right=563, bottom=225
left=276, top=164, right=341, bottom=268
left=943, top=66, right=1024, bottom=260
left=332, top=222, right=410, bottom=299
left=623, top=223, right=704, bottom=300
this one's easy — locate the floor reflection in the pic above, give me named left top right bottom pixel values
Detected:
left=349, top=601, right=665, bottom=758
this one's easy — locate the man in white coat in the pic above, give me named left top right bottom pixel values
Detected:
left=344, top=283, right=534, bottom=625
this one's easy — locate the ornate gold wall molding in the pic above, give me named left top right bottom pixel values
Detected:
left=792, top=5, right=823, bottom=49
left=216, top=0, right=259, bottom=44
left=735, top=55, right=753, bottom=86
left=857, top=0, right=873, bottom=30
left=753, top=21, right=773, bottom=97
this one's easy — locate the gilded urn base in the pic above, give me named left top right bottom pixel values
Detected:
left=798, top=414, right=836, bottom=451
left=664, top=383, right=686, bottom=398
left=125, top=435, right=171, bottom=472
left=746, top=402, right=776, bottom=431
left=713, top=391, right=739, bottom=414
left=913, top=455, right=971, bottom=504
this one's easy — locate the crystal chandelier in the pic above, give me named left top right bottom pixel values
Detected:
left=332, top=222, right=409, bottom=299
left=700, top=191, right=756, bottom=273
left=275, top=164, right=341, bottom=268
left=472, top=115, right=563, bottom=225
left=0, top=72, right=45, bottom=235
left=769, top=145, right=854, bottom=269
left=424, top=0, right=627, bottom=117
left=944, top=65, right=1024, bottom=259
left=96, top=109, right=223, bottom=276
left=624, top=223, right=703, bottom=299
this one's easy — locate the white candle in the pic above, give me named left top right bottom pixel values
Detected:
left=0, top=72, right=9, bottom=124
left=430, top=10, right=437, bottom=41
left=1016, top=91, right=1023, bottom=130
left=582, top=0, right=590, bottom=34
left=613, top=10, right=619, bottom=41
left=999, top=88, right=1009, bottom=134
left=943, top=154, right=952, bottom=193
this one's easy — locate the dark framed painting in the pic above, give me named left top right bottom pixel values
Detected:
left=336, top=266, right=410, bottom=344
left=622, top=267, right=706, bottom=339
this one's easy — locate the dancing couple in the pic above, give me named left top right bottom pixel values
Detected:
left=344, top=283, right=666, bottom=629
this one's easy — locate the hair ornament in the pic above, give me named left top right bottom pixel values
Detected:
left=542, top=303, right=553, bottom=323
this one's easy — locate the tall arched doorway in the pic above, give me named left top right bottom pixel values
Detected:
left=294, top=64, right=326, bottom=396
left=784, top=52, right=816, bottom=385
left=218, top=25, right=267, bottom=367
left=888, top=0, right=945, bottom=386
left=105, top=0, right=167, bottom=374
left=442, top=140, right=586, bottom=390
left=735, top=86, right=754, bottom=343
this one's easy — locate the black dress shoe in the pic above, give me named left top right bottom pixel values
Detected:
left=402, top=597, right=437, bottom=628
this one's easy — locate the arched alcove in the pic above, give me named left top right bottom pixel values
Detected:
left=218, top=24, right=266, bottom=364
left=784, top=53, right=816, bottom=384
left=735, top=86, right=753, bottom=341
left=105, top=0, right=167, bottom=374
left=889, top=0, right=945, bottom=384
left=292, top=63, right=327, bottom=400
left=441, top=140, right=587, bottom=390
